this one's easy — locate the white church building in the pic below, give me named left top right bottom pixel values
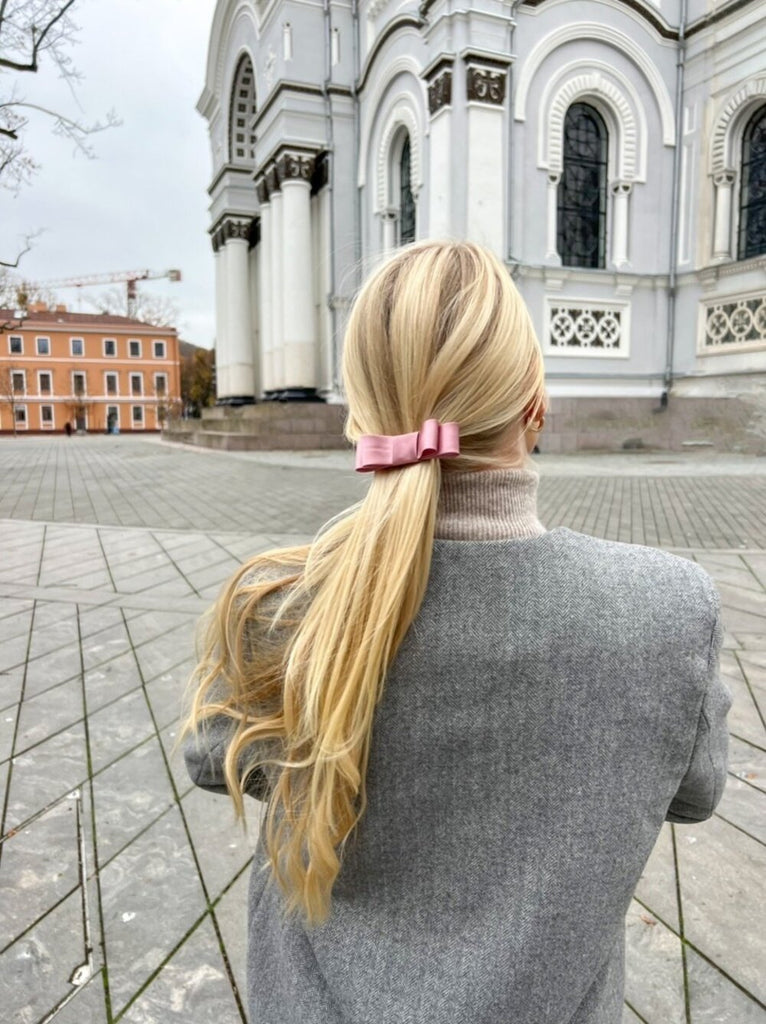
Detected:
left=197, top=0, right=766, bottom=449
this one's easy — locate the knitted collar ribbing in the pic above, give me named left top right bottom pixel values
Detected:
left=434, top=465, right=546, bottom=541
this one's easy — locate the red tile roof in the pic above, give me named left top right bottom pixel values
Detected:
left=0, top=308, right=177, bottom=334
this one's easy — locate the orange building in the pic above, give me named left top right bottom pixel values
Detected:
left=0, top=304, right=180, bottom=434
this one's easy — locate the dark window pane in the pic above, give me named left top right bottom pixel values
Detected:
left=557, top=103, right=608, bottom=268
left=739, top=106, right=766, bottom=260
left=399, top=136, right=416, bottom=246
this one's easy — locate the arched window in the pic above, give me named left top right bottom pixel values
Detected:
left=399, top=135, right=416, bottom=245
left=738, top=105, right=766, bottom=260
left=229, top=55, right=257, bottom=164
left=557, top=103, right=608, bottom=268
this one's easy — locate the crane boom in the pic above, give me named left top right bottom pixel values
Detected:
left=33, top=269, right=182, bottom=318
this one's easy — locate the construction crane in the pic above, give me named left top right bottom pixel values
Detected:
left=35, top=268, right=182, bottom=318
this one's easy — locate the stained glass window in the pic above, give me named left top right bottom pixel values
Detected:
left=557, top=103, right=608, bottom=268
left=399, top=136, right=416, bottom=246
left=738, top=106, right=766, bottom=260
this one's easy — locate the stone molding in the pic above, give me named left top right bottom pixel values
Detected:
left=711, top=76, right=766, bottom=173
left=466, top=65, right=506, bottom=106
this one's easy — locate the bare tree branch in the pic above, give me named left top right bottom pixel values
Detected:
left=0, top=0, right=76, bottom=72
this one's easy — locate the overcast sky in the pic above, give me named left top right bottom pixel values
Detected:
left=3, top=0, right=218, bottom=346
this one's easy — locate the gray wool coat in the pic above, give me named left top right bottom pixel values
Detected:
left=185, top=526, right=731, bottom=1024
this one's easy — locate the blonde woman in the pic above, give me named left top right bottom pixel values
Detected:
left=183, top=240, right=730, bottom=1024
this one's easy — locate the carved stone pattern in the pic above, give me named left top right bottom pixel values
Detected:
left=428, top=71, right=452, bottom=115
left=466, top=66, right=506, bottom=106
left=265, top=164, right=280, bottom=195
left=711, top=76, right=766, bottom=172
left=277, top=152, right=316, bottom=184
left=255, top=177, right=269, bottom=204
left=713, top=169, right=736, bottom=188
left=703, top=294, right=766, bottom=349
left=222, top=219, right=251, bottom=243
left=547, top=72, right=638, bottom=181
left=549, top=304, right=624, bottom=351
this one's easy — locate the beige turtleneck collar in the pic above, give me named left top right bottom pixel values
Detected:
left=434, top=466, right=546, bottom=541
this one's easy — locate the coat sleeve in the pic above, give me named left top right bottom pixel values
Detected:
left=665, top=602, right=732, bottom=824
left=183, top=705, right=276, bottom=801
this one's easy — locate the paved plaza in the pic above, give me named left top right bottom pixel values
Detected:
left=0, top=434, right=765, bottom=1024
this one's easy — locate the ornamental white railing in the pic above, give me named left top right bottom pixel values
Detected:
left=544, top=299, right=630, bottom=358
left=699, top=292, right=766, bottom=354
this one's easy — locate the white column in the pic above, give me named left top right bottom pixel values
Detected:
left=214, top=240, right=229, bottom=400
left=381, top=209, right=397, bottom=251
left=258, top=201, right=274, bottom=393
left=281, top=173, right=317, bottom=392
left=545, top=173, right=561, bottom=263
left=465, top=65, right=508, bottom=256
left=610, top=181, right=632, bottom=269
left=712, top=170, right=736, bottom=260
left=224, top=229, right=255, bottom=399
left=270, top=189, right=284, bottom=391
left=427, top=69, right=453, bottom=237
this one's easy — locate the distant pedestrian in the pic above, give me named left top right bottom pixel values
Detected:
left=182, top=240, right=730, bottom=1024
left=64, top=422, right=72, bottom=437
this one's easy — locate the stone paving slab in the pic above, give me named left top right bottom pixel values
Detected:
left=1, top=436, right=765, bottom=1023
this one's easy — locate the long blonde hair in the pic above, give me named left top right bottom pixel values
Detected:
left=182, top=240, right=545, bottom=927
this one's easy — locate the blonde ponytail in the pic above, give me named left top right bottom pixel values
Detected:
left=182, top=240, right=545, bottom=926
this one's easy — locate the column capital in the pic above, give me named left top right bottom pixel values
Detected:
left=427, top=69, right=452, bottom=116
left=276, top=149, right=316, bottom=185
left=547, top=171, right=561, bottom=186
left=713, top=168, right=736, bottom=188
left=265, top=163, right=280, bottom=197
left=255, top=175, right=269, bottom=205
left=221, top=217, right=252, bottom=244
left=609, top=180, right=633, bottom=196
left=465, top=64, right=507, bottom=106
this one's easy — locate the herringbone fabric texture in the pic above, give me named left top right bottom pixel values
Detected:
left=185, top=471, right=730, bottom=1024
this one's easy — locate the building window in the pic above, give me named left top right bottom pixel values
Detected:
left=36, top=336, right=50, bottom=355
left=39, top=371, right=52, bottom=395
left=129, top=339, right=141, bottom=357
left=399, top=135, right=416, bottom=245
left=153, top=340, right=165, bottom=358
left=154, top=373, right=167, bottom=396
left=132, top=405, right=144, bottom=426
left=12, top=370, right=25, bottom=394
left=72, top=371, right=86, bottom=396
left=557, top=103, right=608, bottom=268
left=41, top=405, right=54, bottom=428
left=105, top=372, right=118, bottom=396
left=130, top=372, right=143, bottom=396
left=15, top=405, right=27, bottom=428
left=738, top=106, right=766, bottom=261
left=70, top=338, right=84, bottom=356
left=9, top=335, right=22, bottom=354
left=104, top=338, right=117, bottom=357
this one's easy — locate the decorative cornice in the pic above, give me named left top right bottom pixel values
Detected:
left=519, top=0, right=678, bottom=41
left=428, top=70, right=452, bottom=115
left=357, top=15, right=424, bottom=93
left=253, top=81, right=324, bottom=132
left=206, top=163, right=253, bottom=198
left=687, top=0, right=760, bottom=39
left=461, top=48, right=513, bottom=70
left=466, top=65, right=507, bottom=106
left=422, top=53, right=455, bottom=82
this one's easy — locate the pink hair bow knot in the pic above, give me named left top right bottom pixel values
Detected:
left=355, top=419, right=460, bottom=472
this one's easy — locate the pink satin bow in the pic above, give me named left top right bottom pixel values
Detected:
left=355, top=419, right=460, bottom=472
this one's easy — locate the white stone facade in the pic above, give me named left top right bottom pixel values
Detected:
left=199, top=0, right=766, bottom=405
